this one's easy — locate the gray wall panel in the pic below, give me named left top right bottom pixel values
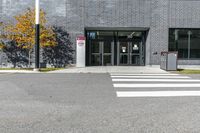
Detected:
left=169, top=0, right=200, bottom=28
left=150, top=0, right=169, bottom=65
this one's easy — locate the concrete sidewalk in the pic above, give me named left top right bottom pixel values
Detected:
left=49, top=66, right=168, bottom=74
left=0, top=70, right=39, bottom=73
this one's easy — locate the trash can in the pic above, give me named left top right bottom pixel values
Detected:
left=160, top=51, right=178, bottom=71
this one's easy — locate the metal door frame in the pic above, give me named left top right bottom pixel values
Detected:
left=117, top=41, right=131, bottom=65
left=86, top=29, right=148, bottom=66
left=117, top=40, right=143, bottom=66
left=90, top=40, right=114, bottom=66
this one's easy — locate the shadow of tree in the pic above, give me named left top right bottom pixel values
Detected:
left=42, top=26, right=74, bottom=68
left=1, top=40, right=29, bottom=68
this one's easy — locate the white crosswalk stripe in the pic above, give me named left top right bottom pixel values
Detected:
left=112, top=79, right=200, bottom=82
left=110, top=73, right=200, bottom=98
left=114, top=83, right=200, bottom=88
left=111, top=73, right=180, bottom=76
left=111, top=76, right=190, bottom=79
left=117, top=91, right=200, bottom=97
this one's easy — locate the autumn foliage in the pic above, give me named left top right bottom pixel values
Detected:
left=0, top=8, right=58, bottom=67
left=1, top=8, right=56, bottom=49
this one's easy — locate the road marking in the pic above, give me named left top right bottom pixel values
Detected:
left=111, top=73, right=200, bottom=98
left=114, top=83, right=200, bottom=88
left=111, top=74, right=180, bottom=76
left=111, top=76, right=190, bottom=79
left=117, top=91, right=200, bottom=97
left=112, top=79, right=200, bottom=82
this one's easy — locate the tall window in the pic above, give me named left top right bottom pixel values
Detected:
left=169, top=29, right=200, bottom=59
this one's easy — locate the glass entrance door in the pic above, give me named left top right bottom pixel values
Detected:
left=90, top=40, right=114, bottom=66
left=131, top=42, right=141, bottom=65
left=86, top=30, right=146, bottom=66
left=118, top=40, right=143, bottom=65
left=91, top=41, right=101, bottom=66
left=118, top=41, right=130, bottom=65
left=103, top=41, right=114, bottom=66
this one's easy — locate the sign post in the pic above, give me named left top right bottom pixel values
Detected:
left=34, top=0, right=40, bottom=71
left=76, top=35, right=86, bottom=67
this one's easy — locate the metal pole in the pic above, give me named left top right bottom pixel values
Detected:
left=35, top=0, right=40, bottom=70
left=188, top=31, right=192, bottom=59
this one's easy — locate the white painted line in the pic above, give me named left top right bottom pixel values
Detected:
left=112, top=79, right=200, bottom=82
left=111, top=76, right=190, bottom=79
left=114, top=83, right=200, bottom=88
left=111, top=74, right=179, bottom=76
left=117, top=91, right=200, bottom=97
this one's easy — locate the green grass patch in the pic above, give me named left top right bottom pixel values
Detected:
left=0, top=68, right=33, bottom=71
left=176, top=69, right=200, bottom=74
left=39, top=68, right=64, bottom=72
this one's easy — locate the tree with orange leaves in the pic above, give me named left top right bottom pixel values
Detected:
left=0, top=8, right=56, bottom=67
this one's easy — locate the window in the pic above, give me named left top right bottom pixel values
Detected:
left=86, top=31, right=114, bottom=40
left=169, top=29, right=200, bottom=59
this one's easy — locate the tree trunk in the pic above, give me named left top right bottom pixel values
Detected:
left=28, top=49, right=31, bottom=68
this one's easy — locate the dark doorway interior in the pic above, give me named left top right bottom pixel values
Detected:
left=86, top=29, right=147, bottom=66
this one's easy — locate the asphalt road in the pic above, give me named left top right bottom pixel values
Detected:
left=0, top=73, right=200, bottom=133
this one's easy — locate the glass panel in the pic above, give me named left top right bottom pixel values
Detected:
left=132, top=43, right=140, bottom=54
left=103, top=55, right=112, bottom=66
left=190, top=30, right=200, bottom=58
left=178, top=30, right=189, bottom=58
left=169, top=30, right=177, bottom=51
left=120, top=55, right=128, bottom=64
left=169, top=29, right=200, bottom=59
left=104, top=41, right=111, bottom=53
left=119, top=41, right=129, bottom=65
left=87, top=32, right=96, bottom=40
left=118, top=31, right=142, bottom=39
left=118, top=31, right=133, bottom=39
left=169, top=29, right=188, bottom=58
left=132, top=55, right=140, bottom=65
left=120, top=42, right=128, bottom=53
left=91, top=54, right=100, bottom=66
left=91, top=41, right=100, bottom=53
left=97, top=31, right=114, bottom=40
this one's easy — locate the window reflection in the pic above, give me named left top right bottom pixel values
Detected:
left=86, top=31, right=143, bottom=40
left=169, top=29, right=200, bottom=59
left=190, top=30, right=200, bottom=58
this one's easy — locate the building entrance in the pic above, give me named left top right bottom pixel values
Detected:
left=86, top=30, right=147, bottom=66
left=118, top=40, right=144, bottom=65
left=90, top=40, right=114, bottom=66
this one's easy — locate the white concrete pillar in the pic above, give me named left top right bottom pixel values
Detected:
left=76, top=35, right=86, bottom=67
